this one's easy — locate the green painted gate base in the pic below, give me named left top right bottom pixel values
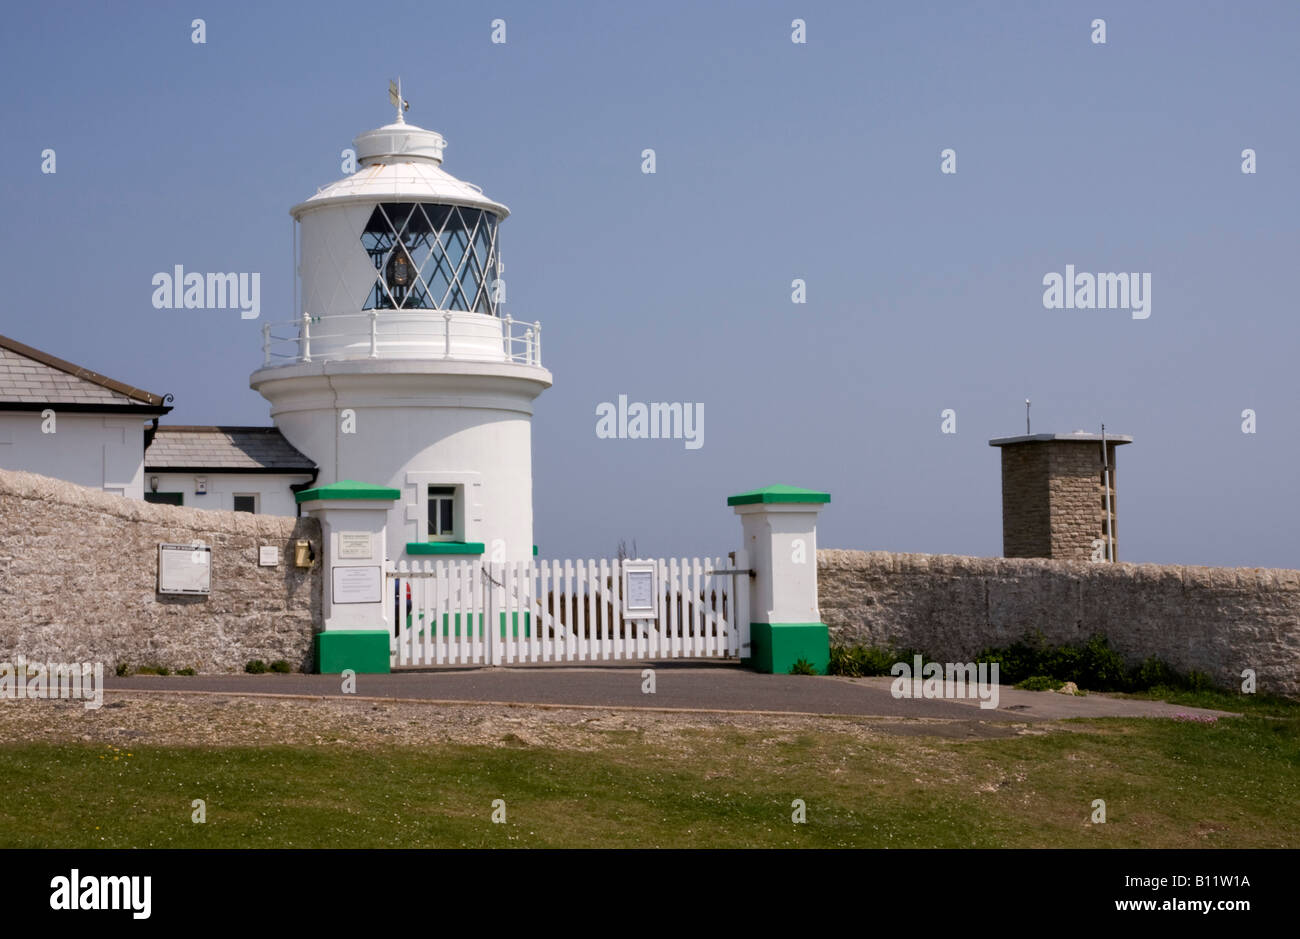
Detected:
left=316, top=629, right=391, bottom=674
left=744, top=622, right=830, bottom=675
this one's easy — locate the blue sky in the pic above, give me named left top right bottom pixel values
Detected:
left=2, top=1, right=1297, bottom=567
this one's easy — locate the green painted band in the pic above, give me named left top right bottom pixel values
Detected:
left=315, top=629, right=390, bottom=674
left=727, top=484, right=831, bottom=506
left=296, top=479, right=401, bottom=503
left=406, top=542, right=486, bottom=555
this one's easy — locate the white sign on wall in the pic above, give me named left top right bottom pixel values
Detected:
left=259, top=546, right=279, bottom=566
left=332, top=565, right=382, bottom=604
left=622, top=561, right=658, bottom=619
left=158, top=543, right=211, bottom=595
left=337, top=532, right=372, bottom=560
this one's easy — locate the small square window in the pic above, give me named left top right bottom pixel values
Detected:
left=233, top=494, right=258, bottom=514
left=428, top=486, right=456, bottom=539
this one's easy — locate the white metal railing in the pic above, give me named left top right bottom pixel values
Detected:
left=388, top=555, right=750, bottom=667
left=259, top=310, right=542, bottom=368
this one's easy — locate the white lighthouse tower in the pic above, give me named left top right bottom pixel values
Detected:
left=251, top=94, right=551, bottom=570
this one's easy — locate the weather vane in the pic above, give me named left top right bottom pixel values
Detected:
left=388, top=78, right=410, bottom=123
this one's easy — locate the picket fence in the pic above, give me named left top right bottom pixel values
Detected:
left=388, top=556, right=750, bottom=667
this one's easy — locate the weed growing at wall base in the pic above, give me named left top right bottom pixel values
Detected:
left=975, top=632, right=1218, bottom=694
left=831, top=637, right=1237, bottom=699
left=828, top=644, right=926, bottom=677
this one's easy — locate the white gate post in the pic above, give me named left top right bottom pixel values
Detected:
left=297, top=480, right=401, bottom=674
left=728, top=484, right=831, bottom=674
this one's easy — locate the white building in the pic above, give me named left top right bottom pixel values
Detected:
left=143, top=426, right=316, bottom=514
left=0, top=335, right=316, bottom=512
left=250, top=105, right=551, bottom=564
left=0, top=333, right=170, bottom=499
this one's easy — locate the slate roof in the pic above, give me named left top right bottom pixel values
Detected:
left=0, top=334, right=169, bottom=411
left=146, top=426, right=317, bottom=472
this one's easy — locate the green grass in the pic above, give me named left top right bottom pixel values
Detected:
left=1120, top=686, right=1300, bottom=719
left=3, top=710, right=1299, bottom=848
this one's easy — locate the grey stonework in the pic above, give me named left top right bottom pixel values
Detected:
left=998, top=439, right=1122, bottom=561
left=819, top=549, right=1300, bottom=698
left=0, top=468, right=321, bottom=673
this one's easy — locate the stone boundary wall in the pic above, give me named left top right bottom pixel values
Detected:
left=818, top=549, right=1300, bottom=698
left=0, top=468, right=321, bottom=673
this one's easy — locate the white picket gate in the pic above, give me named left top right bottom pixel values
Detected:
left=388, top=555, right=750, bottom=667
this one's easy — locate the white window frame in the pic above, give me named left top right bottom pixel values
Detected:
left=427, top=485, right=457, bottom=541
left=406, top=471, right=482, bottom=545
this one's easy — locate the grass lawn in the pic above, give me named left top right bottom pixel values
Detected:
left=2, top=691, right=1297, bottom=848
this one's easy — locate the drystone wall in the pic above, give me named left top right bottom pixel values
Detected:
left=0, top=468, right=321, bottom=673
left=819, top=549, right=1300, bottom=697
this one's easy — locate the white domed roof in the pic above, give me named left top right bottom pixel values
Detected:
left=291, top=118, right=509, bottom=220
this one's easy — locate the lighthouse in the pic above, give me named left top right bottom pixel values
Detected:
left=251, top=95, right=551, bottom=567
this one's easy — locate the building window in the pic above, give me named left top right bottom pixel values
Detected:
left=361, top=203, right=500, bottom=314
left=144, top=492, right=183, bottom=506
left=233, top=494, right=258, bottom=514
left=428, top=486, right=455, bottom=540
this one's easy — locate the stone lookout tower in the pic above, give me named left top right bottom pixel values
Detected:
left=989, top=431, right=1132, bottom=561
left=250, top=93, right=551, bottom=566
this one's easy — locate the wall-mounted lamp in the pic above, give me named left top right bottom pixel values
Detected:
left=149, top=476, right=159, bottom=492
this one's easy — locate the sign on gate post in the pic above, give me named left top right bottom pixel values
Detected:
left=727, top=484, right=831, bottom=675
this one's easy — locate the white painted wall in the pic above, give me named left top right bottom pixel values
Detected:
left=146, top=472, right=312, bottom=516
left=734, top=503, right=824, bottom=624
left=251, top=362, right=548, bottom=563
left=0, top=411, right=146, bottom=498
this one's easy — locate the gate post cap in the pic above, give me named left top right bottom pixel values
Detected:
left=295, top=479, right=401, bottom=503
left=726, top=484, right=831, bottom=507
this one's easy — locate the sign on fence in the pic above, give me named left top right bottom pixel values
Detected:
left=621, top=561, right=657, bottom=619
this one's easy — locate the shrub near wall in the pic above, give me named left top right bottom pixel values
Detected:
left=0, top=468, right=321, bottom=673
left=818, top=549, right=1300, bottom=698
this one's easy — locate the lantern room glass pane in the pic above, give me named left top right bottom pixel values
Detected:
left=361, top=203, right=500, bottom=314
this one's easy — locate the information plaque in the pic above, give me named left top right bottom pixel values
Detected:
left=332, top=565, right=382, bottom=605
left=337, top=532, right=372, bottom=560
left=158, top=543, right=211, bottom=595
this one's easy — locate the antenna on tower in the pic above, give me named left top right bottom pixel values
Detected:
left=388, top=78, right=410, bottom=123
left=1025, top=399, right=1031, bottom=434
